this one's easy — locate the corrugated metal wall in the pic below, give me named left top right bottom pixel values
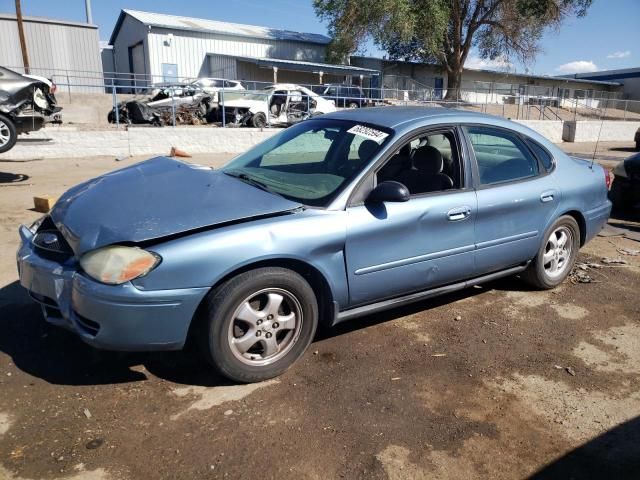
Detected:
left=111, top=15, right=149, bottom=91
left=0, top=16, right=103, bottom=93
left=209, top=55, right=237, bottom=79
left=146, top=27, right=326, bottom=81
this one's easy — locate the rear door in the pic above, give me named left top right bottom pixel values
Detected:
left=463, top=125, right=559, bottom=274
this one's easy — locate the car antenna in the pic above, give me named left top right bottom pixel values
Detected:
left=590, top=116, right=605, bottom=170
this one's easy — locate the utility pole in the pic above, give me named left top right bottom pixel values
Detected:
left=15, top=0, right=30, bottom=73
left=85, top=0, right=93, bottom=24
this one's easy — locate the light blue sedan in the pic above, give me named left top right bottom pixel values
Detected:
left=17, top=107, right=611, bottom=382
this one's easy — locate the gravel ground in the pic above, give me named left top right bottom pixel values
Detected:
left=0, top=142, right=639, bottom=480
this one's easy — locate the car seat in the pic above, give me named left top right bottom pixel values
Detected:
left=399, top=145, right=454, bottom=194
left=378, top=144, right=412, bottom=182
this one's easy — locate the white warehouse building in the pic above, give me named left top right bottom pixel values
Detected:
left=108, top=9, right=378, bottom=89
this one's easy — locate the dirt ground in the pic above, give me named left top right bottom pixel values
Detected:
left=1, top=142, right=639, bottom=480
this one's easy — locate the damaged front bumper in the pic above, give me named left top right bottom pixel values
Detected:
left=16, top=225, right=208, bottom=351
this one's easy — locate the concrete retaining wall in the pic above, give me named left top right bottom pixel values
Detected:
left=4, top=127, right=279, bottom=160
left=562, top=120, right=640, bottom=142
left=514, top=120, right=564, bottom=143
left=3, top=119, right=638, bottom=160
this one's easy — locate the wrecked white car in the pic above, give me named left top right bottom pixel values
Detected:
left=218, top=84, right=336, bottom=128
left=108, top=82, right=218, bottom=126
left=192, top=78, right=244, bottom=103
left=0, top=66, right=61, bottom=153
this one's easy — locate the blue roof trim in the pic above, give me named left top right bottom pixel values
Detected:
left=571, top=72, right=640, bottom=81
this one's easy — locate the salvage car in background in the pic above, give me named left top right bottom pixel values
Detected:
left=313, top=83, right=369, bottom=108
left=609, top=151, right=640, bottom=210
left=218, top=83, right=336, bottom=127
left=17, top=108, right=611, bottom=383
left=108, top=81, right=219, bottom=126
left=192, top=78, right=244, bottom=102
left=0, top=66, right=61, bottom=153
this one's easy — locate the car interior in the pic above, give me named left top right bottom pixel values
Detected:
left=270, top=90, right=315, bottom=116
left=377, top=131, right=461, bottom=195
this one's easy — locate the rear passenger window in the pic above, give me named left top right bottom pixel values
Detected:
left=466, top=127, right=539, bottom=185
left=526, top=139, right=554, bottom=172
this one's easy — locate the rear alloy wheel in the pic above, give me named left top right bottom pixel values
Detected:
left=347, top=101, right=360, bottom=109
left=0, top=114, right=17, bottom=154
left=522, top=215, right=580, bottom=289
left=199, top=267, right=318, bottom=383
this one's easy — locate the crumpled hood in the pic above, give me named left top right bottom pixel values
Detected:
left=50, top=157, right=302, bottom=255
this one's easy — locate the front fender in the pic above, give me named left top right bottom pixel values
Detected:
left=132, top=210, right=350, bottom=308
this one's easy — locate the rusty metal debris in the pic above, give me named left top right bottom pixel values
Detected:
left=601, top=257, right=628, bottom=265
left=571, top=256, right=631, bottom=284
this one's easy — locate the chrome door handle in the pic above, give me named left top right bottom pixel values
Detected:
left=447, top=206, right=471, bottom=221
left=540, top=191, right=555, bottom=203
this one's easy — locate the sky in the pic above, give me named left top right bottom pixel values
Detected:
left=1, top=0, right=638, bottom=75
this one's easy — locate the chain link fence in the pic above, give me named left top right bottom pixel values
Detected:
left=8, top=66, right=640, bottom=129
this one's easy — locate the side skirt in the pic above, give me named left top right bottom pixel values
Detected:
left=334, top=263, right=529, bottom=325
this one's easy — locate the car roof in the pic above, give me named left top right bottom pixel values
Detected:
left=318, top=106, right=560, bottom=150
left=321, top=106, right=523, bottom=129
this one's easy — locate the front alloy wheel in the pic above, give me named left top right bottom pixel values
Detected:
left=199, top=267, right=318, bottom=383
left=228, top=288, right=303, bottom=366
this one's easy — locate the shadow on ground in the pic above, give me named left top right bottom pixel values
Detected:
left=610, top=147, right=639, bottom=153
left=0, top=172, right=29, bottom=184
left=0, top=272, right=525, bottom=389
left=530, top=416, right=640, bottom=480
left=0, top=280, right=233, bottom=388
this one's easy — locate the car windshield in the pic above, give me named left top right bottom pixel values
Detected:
left=222, top=119, right=393, bottom=206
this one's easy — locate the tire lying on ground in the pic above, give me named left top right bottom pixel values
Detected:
left=0, top=113, right=17, bottom=154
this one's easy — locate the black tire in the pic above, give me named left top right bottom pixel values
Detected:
left=522, top=215, right=580, bottom=290
left=636, top=141, right=640, bottom=151
left=250, top=112, right=267, bottom=128
left=347, top=101, right=360, bottom=109
left=0, top=114, right=18, bottom=154
left=198, top=267, right=318, bottom=383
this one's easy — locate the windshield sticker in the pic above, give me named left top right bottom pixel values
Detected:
left=347, top=125, right=389, bottom=143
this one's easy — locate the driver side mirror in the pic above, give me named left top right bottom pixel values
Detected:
left=366, top=181, right=410, bottom=204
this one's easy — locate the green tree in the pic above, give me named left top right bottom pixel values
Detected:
left=314, top=0, right=592, bottom=98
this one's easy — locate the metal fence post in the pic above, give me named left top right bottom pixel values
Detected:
left=221, top=88, right=226, bottom=128
left=111, top=79, right=120, bottom=129
left=171, top=87, right=176, bottom=127
left=266, top=91, right=271, bottom=128
left=66, top=70, right=71, bottom=101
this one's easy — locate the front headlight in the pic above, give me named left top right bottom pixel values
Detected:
left=79, top=246, right=161, bottom=285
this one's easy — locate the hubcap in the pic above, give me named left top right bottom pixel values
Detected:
left=543, top=226, right=573, bottom=279
left=227, top=288, right=303, bottom=366
left=0, top=120, right=9, bottom=146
